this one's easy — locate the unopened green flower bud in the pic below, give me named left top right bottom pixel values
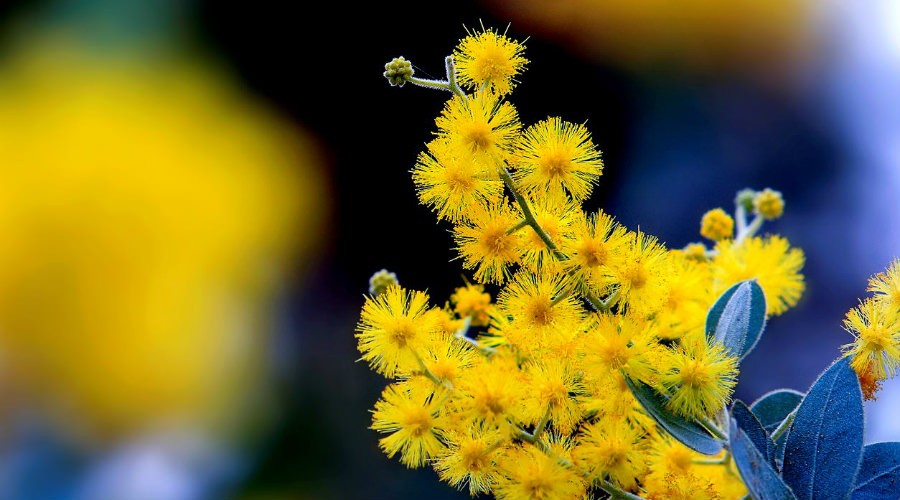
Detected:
left=369, top=269, right=399, bottom=296
left=735, top=188, right=756, bottom=212
left=384, top=57, right=414, bottom=87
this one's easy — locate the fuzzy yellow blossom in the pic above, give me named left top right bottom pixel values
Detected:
left=753, top=188, right=785, bottom=219
left=681, top=242, right=708, bottom=261
left=434, top=425, right=506, bottom=495
left=842, top=298, right=900, bottom=381
left=523, top=358, right=585, bottom=435
left=451, top=283, right=494, bottom=327
left=712, top=235, right=805, bottom=316
left=574, top=419, right=646, bottom=489
left=497, top=271, right=584, bottom=340
left=454, top=27, right=528, bottom=96
left=454, top=352, right=528, bottom=426
left=700, top=208, right=734, bottom=241
left=494, top=445, right=587, bottom=500
left=656, top=253, right=714, bottom=340
left=356, top=286, right=435, bottom=377
left=511, top=117, right=604, bottom=201
left=562, top=210, right=630, bottom=295
left=661, top=336, right=738, bottom=420
left=372, top=379, right=448, bottom=467
left=454, top=202, right=522, bottom=284
left=611, top=231, right=672, bottom=314
left=582, top=313, right=659, bottom=384
left=413, top=139, right=504, bottom=222
left=868, top=258, right=900, bottom=309
left=436, top=92, right=520, bottom=165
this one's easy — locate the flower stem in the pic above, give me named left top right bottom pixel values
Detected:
left=506, top=219, right=529, bottom=235
left=701, top=419, right=728, bottom=441
left=771, top=408, right=797, bottom=441
left=444, top=56, right=466, bottom=98
left=598, top=480, right=647, bottom=500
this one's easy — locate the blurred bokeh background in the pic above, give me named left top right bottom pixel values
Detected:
left=0, top=0, right=896, bottom=498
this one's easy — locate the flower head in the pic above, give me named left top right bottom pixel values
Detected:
left=753, top=188, right=785, bottom=220
left=451, top=283, right=493, bottom=327
left=700, top=208, right=734, bottom=241
left=561, top=210, right=630, bottom=295
left=454, top=27, right=528, bottom=96
left=712, top=235, right=805, bottom=316
left=494, top=445, right=586, bottom=500
left=868, top=258, right=900, bottom=309
left=454, top=202, right=521, bottom=284
left=511, top=117, right=604, bottom=201
left=842, top=298, right=900, bottom=382
left=356, top=286, right=435, bottom=377
left=661, top=335, right=738, bottom=420
left=436, top=92, right=520, bottom=166
left=413, top=139, right=503, bottom=222
left=434, top=425, right=506, bottom=495
left=372, top=379, right=447, bottom=467
left=611, top=231, right=672, bottom=315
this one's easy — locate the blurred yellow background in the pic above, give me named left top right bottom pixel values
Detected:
left=0, top=38, right=326, bottom=438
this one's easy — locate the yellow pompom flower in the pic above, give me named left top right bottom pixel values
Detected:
left=753, top=188, right=785, bottom=220
left=661, top=336, right=738, bottom=420
left=496, top=271, right=585, bottom=342
left=868, top=257, right=900, bottom=309
left=842, top=298, right=900, bottom=381
left=419, top=325, right=477, bottom=386
left=712, top=235, right=805, bottom=316
left=511, top=117, right=604, bottom=201
left=562, top=210, right=630, bottom=295
left=372, top=379, right=448, bottom=468
left=574, top=419, right=646, bottom=490
left=655, top=253, right=714, bottom=340
left=413, top=139, right=504, bottom=222
left=451, top=283, right=494, bottom=327
left=454, top=27, right=528, bottom=96
left=681, top=242, right=709, bottom=261
left=582, top=313, right=660, bottom=384
left=522, top=358, right=585, bottom=435
left=453, top=352, right=528, bottom=426
left=434, top=425, right=507, bottom=495
left=700, top=208, right=735, bottom=241
left=645, top=471, right=721, bottom=500
left=356, top=286, right=435, bottom=377
left=611, top=231, right=672, bottom=315
left=454, top=202, right=522, bottom=284
left=494, top=445, right=587, bottom=500
left=436, top=92, right=520, bottom=165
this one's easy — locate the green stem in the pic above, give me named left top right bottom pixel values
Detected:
left=693, top=449, right=731, bottom=466
left=444, top=56, right=466, bottom=98
left=771, top=409, right=797, bottom=441
left=736, top=214, right=763, bottom=244
left=598, top=480, right=647, bottom=500
left=499, top=168, right=565, bottom=260
left=412, top=349, right=452, bottom=389
left=407, top=76, right=454, bottom=93
left=735, top=204, right=748, bottom=236
left=498, top=166, right=606, bottom=312
left=701, top=419, right=728, bottom=441
left=506, top=219, right=529, bottom=235
left=599, top=288, right=621, bottom=313
left=533, top=405, right=553, bottom=440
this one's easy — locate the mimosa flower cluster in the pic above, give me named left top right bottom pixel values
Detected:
left=359, top=27, right=900, bottom=500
